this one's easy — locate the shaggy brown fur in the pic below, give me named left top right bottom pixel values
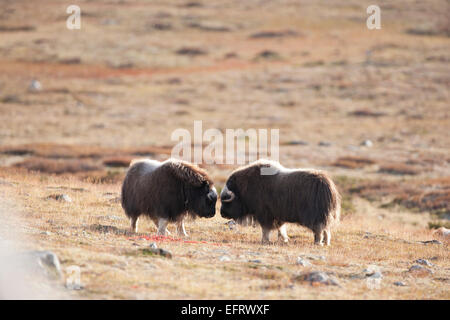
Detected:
left=220, top=160, right=340, bottom=245
left=121, top=158, right=216, bottom=234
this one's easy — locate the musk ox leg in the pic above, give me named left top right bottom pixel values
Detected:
left=314, top=228, right=324, bottom=246
left=152, top=217, right=171, bottom=235
left=277, top=224, right=289, bottom=243
left=130, top=216, right=139, bottom=233
left=176, top=219, right=188, bottom=237
left=157, top=218, right=169, bottom=236
left=323, top=228, right=331, bottom=246
left=261, top=227, right=271, bottom=244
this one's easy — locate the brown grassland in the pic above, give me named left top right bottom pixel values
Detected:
left=0, top=0, right=449, bottom=299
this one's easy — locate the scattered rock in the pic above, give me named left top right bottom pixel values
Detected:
left=414, top=259, right=433, bottom=267
left=408, top=264, right=433, bottom=276
left=40, top=231, right=51, bottom=236
left=394, top=281, right=407, bottom=287
left=318, top=141, right=332, bottom=147
left=296, top=271, right=340, bottom=286
left=361, top=140, right=373, bottom=147
left=0, top=95, right=21, bottom=104
left=363, top=265, right=383, bottom=278
left=348, top=109, right=386, bottom=118
left=224, top=52, right=238, bottom=59
left=225, top=220, right=236, bottom=230
left=219, top=255, right=231, bottom=262
left=187, top=22, right=231, bottom=32
left=175, top=47, right=207, bottom=56
left=296, top=257, right=312, bottom=267
left=180, top=1, right=203, bottom=8
left=286, top=140, right=308, bottom=146
left=28, top=79, right=42, bottom=92
left=420, top=240, right=442, bottom=245
left=363, top=232, right=374, bottom=239
left=149, top=243, right=158, bottom=249
left=152, top=22, right=172, bottom=30
left=141, top=248, right=172, bottom=259
left=250, top=30, right=300, bottom=39
left=46, top=194, right=72, bottom=203
left=249, top=259, right=262, bottom=263
left=255, top=50, right=281, bottom=60
left=367, top=271, right=383, bottom=279
left=299, top=254, right=326, bottom=261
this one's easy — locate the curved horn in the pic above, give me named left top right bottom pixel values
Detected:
left=220, top=185, right=235, bottom=203
left=207, top=186, right=217, bottom=202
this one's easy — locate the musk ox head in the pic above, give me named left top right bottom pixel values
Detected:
left=167, top=160, right=217, bottom=218
left=220, top=183, right=246, bottom=220
left=189, top=183, right=217, bottom=218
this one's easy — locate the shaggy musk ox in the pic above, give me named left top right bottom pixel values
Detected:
left=121, top=158, right=217, bottom=236
left=220, top=160, right=340, bottom=245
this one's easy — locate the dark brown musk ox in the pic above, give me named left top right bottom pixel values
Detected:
left=121, top=158, right=217, bottom=236
left=220, top=160, right=340, bottom=245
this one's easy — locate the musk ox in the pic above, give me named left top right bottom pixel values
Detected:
left=121, top=158, right=217, bottom=236
left=220, top=160, right=340, bottom=245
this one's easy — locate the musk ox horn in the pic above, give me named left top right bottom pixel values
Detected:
left=207, top=187, right=217, bottom=202
left=220, top=185, right=235, bottom=203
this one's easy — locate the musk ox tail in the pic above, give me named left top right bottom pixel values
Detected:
left=313, top=172, right=341, bottom=227
left=321, top=175, right=341, bottom=224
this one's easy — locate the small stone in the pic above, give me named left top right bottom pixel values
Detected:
left=142, top=248, right=172, bottom=259
left=287, top=140, right=308, bottom=146
left=361, top=140, right=373, bottom=147
left=394, top=281, right=406, bottom=286
left=47, top=194, right=72, bottom=202
left=414, top=259, right=433, bottom=267
left=149, top=243, right=158, bottom=249
left=298, top=271, right=340, bottom=286
left=219, top=255, right=231, bottom=262
left=408, top=264, right=433, bottom=275
left=420, top=240, right=442, bottom=245
left=367, top=272, right=383, bottom=279
left=29, top=79, right=42, bottom=92
left=296, top=257, right=312, bottom=267
left=318, top=141, right=332, bottom=147
left=299, top=254, right=326, bottom=261
left=249, top=259, right=262, bottom=263
left=363, top=265, right=382, bottom=278
left=40, top=231, right=51, bottom=236
left=225, top=220, right=236, bottom=230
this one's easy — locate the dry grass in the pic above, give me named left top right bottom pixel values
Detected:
left=14, top=158, right=102, bottom=174
left=0, top=169, right=448, bottom=300
left=378, top=163, right=422, bottom=176
left=332, top=156, right=376, bottom=169
left=345, top=177, right=450, bottom=217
